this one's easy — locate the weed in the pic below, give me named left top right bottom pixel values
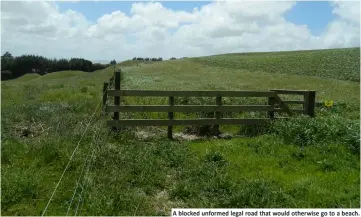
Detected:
left=204, top=150, right=228, bottom=166
left=270, top=115, right=360, bottom=153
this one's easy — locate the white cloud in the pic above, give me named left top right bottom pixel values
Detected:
left=0, top=0, right=360, bottom=61
left=320, top=1, right=360, bottom=48
left=130, top=2, right=197, bottom=28
left=331, top=1, right=360, bottom=24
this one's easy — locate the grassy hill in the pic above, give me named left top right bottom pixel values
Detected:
left=194, top=48, right=360, bottom=82
left=1, top=48, right=360, bottom=215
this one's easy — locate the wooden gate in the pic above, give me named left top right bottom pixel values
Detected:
left=102, top=70, right=316, bottom=139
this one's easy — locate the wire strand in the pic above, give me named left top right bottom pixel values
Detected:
left=65, top=130, right=98, bottom=216
left=41, top=101, right=102, bottom=216
left=76, top=124, right=109, bottom=216
left=43, top=76, right=114, bottom=216
left=70, top=83, right=112, bottom=216
left=67, top=122, right=100, bottom=214
left=74, top=136, right=98, bottom=216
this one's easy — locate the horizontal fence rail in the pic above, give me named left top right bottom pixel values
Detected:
left=275, top=108, right=304, bottom=113
left=102, top=70, right=316, bottom=139
left=106, top=105, right=274, bottom=113
left=108, top=90, right=276, bottom=97
left=283, top=100, right=304, bottom=105
left=270, top=89, right=310, bottom=95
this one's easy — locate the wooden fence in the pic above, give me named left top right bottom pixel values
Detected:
left=102, top=70, right=316, bottom=139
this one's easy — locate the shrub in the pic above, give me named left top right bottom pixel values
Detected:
left=270, top=115, right=360, bottom=153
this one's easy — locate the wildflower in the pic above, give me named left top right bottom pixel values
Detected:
left=324, top=100, right=334, bottom=108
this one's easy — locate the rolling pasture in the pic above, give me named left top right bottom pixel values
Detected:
left=1, top=48, right=360, bottom=215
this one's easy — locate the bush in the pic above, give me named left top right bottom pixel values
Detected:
left=270, top=115, right=360, bottom=153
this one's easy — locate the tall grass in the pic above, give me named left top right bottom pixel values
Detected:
left=270, top=115, right=360, bottom=153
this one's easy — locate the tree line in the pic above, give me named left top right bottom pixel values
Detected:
left=132, top=57, right=163, bottom=61
left=131, top=57, right=188, bottom=61
left=1, top=52, right=116, bottom=80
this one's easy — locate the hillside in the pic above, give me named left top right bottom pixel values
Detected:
left=193, top=48, right=360, bottom=82
left=1, top=48, right=360, bottom=215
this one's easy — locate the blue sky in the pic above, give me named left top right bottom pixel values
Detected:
left=285, top=1, right=335, bottom=35
left=57, top=1, right=336, bottom=36
left=57, top=2, right=210, bottom=20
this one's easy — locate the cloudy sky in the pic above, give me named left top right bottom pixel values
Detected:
left=1, top=1, right=360, bottom=62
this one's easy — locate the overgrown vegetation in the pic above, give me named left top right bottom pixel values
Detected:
left=1, top=48, right=360, bottom=215
left=270, top=116, right=360, bottom=153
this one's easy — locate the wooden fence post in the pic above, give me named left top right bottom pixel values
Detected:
left=102, top=82, right=109, bottom=112
left=267, top=96, right=275, bottom=120
left=109, top=76, right=113, bottom=86
left=168, top=96, right=174, bottom=139
left=304, top=91, right=316, bottom=117
left=214, top=96, right=222, bottom=135
left=113, top=70, right=121, bottom=130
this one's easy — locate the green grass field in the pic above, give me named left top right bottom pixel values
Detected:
left=1, top=48, right=360, bottom=215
